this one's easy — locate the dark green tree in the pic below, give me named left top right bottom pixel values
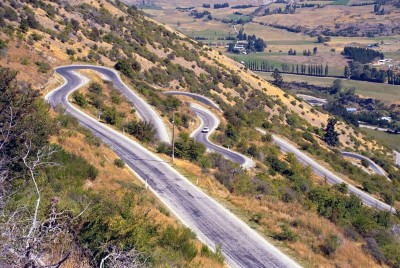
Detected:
left=272, top=69, right=283, bottom=87
left=324, top=118, right=339, bottom=146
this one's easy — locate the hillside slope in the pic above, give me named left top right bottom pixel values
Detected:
left=1, top=0, right=400, bottom=267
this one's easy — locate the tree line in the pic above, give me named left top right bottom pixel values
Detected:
left=343, top=46, right=384, bottom=64
left=241, top=60, right=329, bottom=76
left=344, top=63, right=400, bottom=85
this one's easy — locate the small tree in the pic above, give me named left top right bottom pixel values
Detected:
left=324, top=118, right=339, bottom=146
left=72, top=91, right=87, bottom=107
left=272, top=69, right=283, bottom=87
left=89, top=82, right=103, bottom=94
left=322, top=234, right=341, bottom=256
left=344, top=66, right=350, bottom=78
left=330, top=79, right=342, bottom=94
left=114, top=158, right=125, bottom=168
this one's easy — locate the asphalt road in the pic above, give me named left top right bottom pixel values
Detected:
left=257, top=128, right=394, bottom=213
left=190, top=103, right=255, bottom=169
left=52, top=65, right=170, bottom=144
left=45, top=66, right=301, bottom=268
left=163, top=92, right=394, bottom=212
left=165, top=91, right=254, bottom=168
left=341, top=151, right=389, bottom=179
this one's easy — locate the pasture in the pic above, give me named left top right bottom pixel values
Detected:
left=256, top=72, right=400, bottom=103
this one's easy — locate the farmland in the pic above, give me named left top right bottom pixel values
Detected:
left=256, top=71, right=400, bottom=103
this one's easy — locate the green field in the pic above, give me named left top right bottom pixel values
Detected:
left=362, top=128, right=400, bottom=151
left=256, top=72, right=400, bottom=103
left=229, top=53, right=344, bottom=76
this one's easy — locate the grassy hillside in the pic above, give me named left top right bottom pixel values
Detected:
left=1, top=0, right=400, bottom=267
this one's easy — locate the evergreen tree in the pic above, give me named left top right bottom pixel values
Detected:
left=344, top=66, right=350, bottom=78
left=324, top=118, right=339, bottom=146
left=272, top=69, right=283, bottom=87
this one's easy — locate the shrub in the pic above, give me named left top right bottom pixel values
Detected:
left=87, top=165, right=99, bottom=180
left=102, top=107, right=123, bottom=125
left=88, top=82, right=102, bottom=94
left=114, top=58, right=141, bottom=78
left=201, top=244, right=224, bottom=264
left=114, top=158, right=125, bottom=168
left=361, top=158, right=369, bottom=168
left=124, top=120, right=156, bottom=143
left=72, top=91, right=87, bottom=107
left=334, top=182, right=348, bottom=194
left=35, top=61, right=51, bottom=73
left=321, top=234, right=341, bottom=256
left=262, top=133, right=273, bottom=142
left=160, top=226, right=198, bottom=261
left=273, top=225, right=298, bottom=242
left=110, top=90, right=123, bottom=104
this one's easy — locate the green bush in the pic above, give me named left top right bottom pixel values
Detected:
left=102, top=107, right=123, bottom=125
left=35, top=61, right=51, bottom=73
left=114, top=58, right=141, bottom=78
left=160, top=226, right=198, bottom=261
left=87, top=165, right=99, bottom=180
left=174, top=133, right=206, bottom=161
left=72, top=91, right=87, bottom=107
left=88, top=82, right=102, bottom=94
left=114, top=158, right=125, bottom=168
left=110, top=90, right=123, bottom=104
left=273, top=225, right=298, bottom=242
left=124, top=120, right=156, bottom=143
left=321, top=234, right=341, bottom=256
left=201, top=244, right=224, bottom=264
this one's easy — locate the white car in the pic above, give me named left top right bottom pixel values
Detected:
left=201, top=127, right=210, bottom=133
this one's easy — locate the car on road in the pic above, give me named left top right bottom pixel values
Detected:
left=201, top=127, right=210, bottom=133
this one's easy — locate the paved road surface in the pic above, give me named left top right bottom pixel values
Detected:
left=45, top=67, right=301, bottom=268
left=341, top=152, right=389, bottom=179
left=52, top=65, right=170, bottom=143
left=163, top=92, right=394, bottom=212
left=190, top=104, right=254, bottom=169
left=257, top=128, right=394, bottom=213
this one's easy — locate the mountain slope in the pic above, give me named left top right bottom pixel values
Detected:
left=1, top=0, right=400, bottom=267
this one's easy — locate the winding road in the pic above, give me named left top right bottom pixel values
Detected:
left=51, top=65, right=170, bottom=143
left=341, top=151, right=389, bottom=179
left=164, top=92, right=395, bottom=212
left=164, top=91, right=254, bottom=168
left=190, top=103, right=255, bottom=169
left=45, top=66, right=301, bottom=268
left=256, top=128, right=394, bottom=212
